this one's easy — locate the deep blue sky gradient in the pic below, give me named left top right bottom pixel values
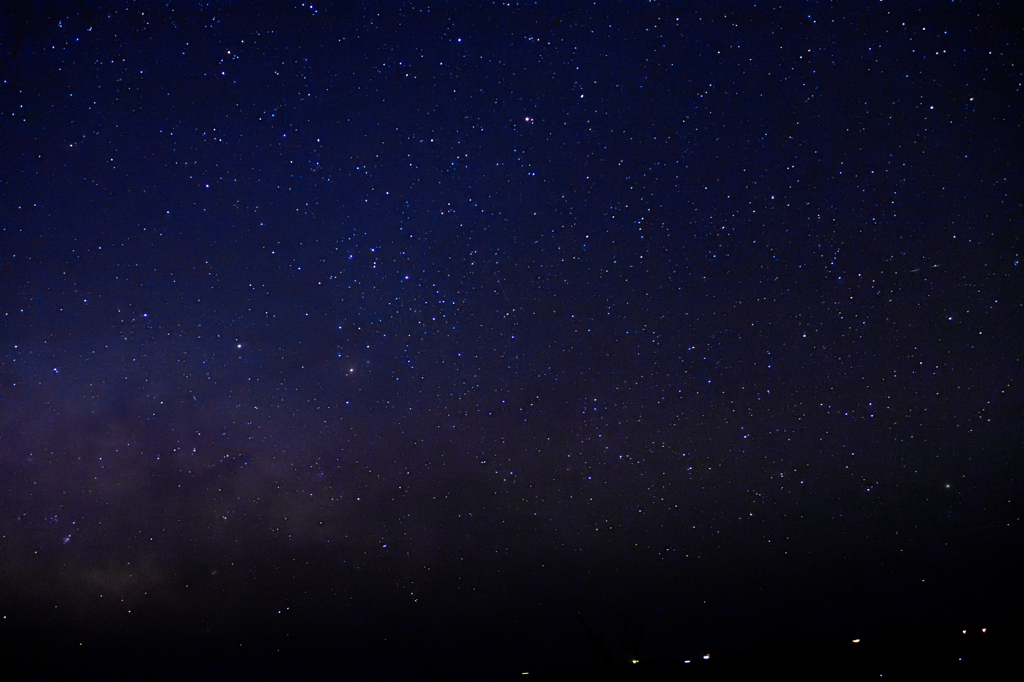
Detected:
left=1, top=1, right=1022, bottom=677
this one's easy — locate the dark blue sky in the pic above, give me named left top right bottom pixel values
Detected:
left=1, top=1, right=1021, bottom=678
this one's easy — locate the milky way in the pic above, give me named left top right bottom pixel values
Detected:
left=1, top=2, right=1021, bottom=678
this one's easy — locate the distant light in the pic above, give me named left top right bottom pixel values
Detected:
left=237, top=344, right=242, bottom=349
left=982, top=628, right=987, bottom=633
left=631, top=659, right=639, bottom=664
left=703, top=654, right=710, bottom=660
left=963, top=630, right=967, bottom=634
left=684, top=660, right=691, bottom=664
left=852, top=639, right=861, bottom=643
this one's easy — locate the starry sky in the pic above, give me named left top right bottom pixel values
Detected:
left=1, top=1, right=1022, bottom=678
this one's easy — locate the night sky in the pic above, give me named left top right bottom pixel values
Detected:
left=2, top=2, right=1022, bottom=679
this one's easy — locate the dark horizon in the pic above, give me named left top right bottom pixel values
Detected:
left=2, top=1, right=1021, bottom=678
left=3, top=541, right=1021, bottom=678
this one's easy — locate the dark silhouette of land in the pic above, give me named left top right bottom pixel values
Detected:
left=3, top=529, right=1020, bottom=679
left=0, top=617, right=1016, bottom=680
